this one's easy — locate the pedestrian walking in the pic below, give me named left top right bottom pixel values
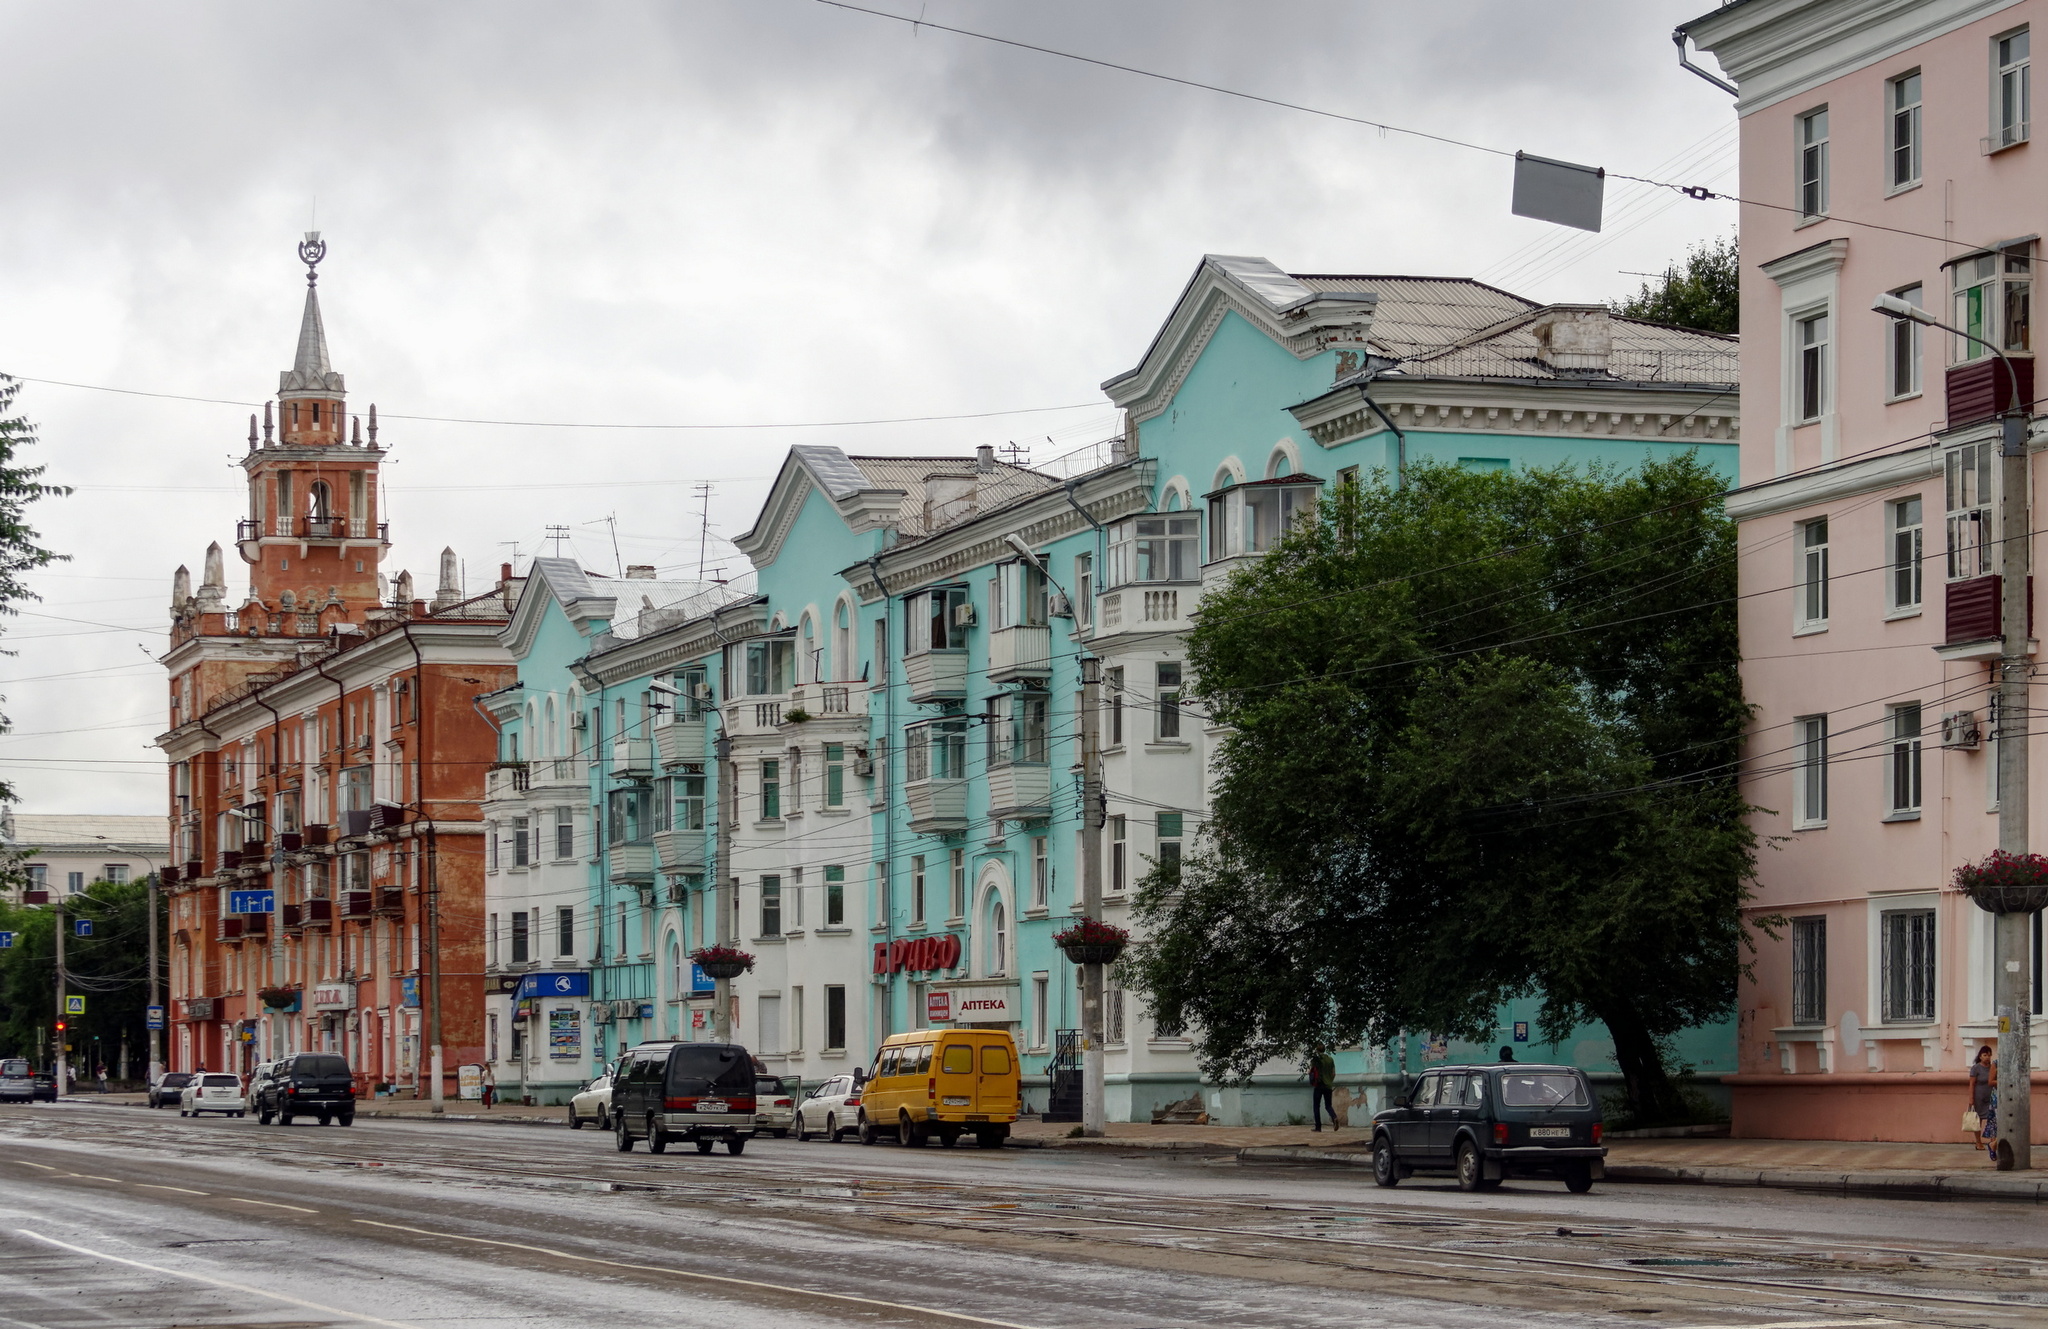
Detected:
left=1308, top=1048, right=1337, bottom=1132
left=481, top=1065, right=497, bottom=1110
left=1967, top=1044, right=2000, bottom=1166
left=95, top=1063, right=108, bottom=1094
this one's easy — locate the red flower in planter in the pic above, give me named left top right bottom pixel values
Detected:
left=1052, top=918, right=1130, bottom=948
left=689, top=945, right=757, bottom=974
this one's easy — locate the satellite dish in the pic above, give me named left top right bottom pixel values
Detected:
left=1839, top=1010, right=1862, bottom=1056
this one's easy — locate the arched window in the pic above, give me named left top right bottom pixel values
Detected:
left=543, top=697, right=557, bottom=758
left=800, top=613, right=818, bottom=685
left=1164, top=486, right=1184, bottom=511
left=667, top=937, right=684, bottom=1037
left=833, top=598, right=854, bottom=682
left=987, top=898, right=1008, bottom=977
left=1213, top=465, right=1237, bottom=493
left=308, top=481, right=332, bottom=523
left=1267, top=443, right=1296, bottom=479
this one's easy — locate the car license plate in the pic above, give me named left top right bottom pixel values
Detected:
left=1529, top=1127, right=1571, bottom=1138
left=941, top=1096, right=971, bottom=1107
left=697, top=1100, right=727, bottom=1113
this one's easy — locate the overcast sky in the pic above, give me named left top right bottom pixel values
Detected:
left=0, top=0, right=1737, bottom=817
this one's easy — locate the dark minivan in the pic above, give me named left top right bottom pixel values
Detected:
left=612, top=1041, right=756, bottom=1156
left=1372, top=1063, right=1606, bottom=1193
left=254, top=1053, right=356, bottom=1126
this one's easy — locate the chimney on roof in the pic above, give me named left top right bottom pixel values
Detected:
left=625, top=564, right=656, bottom=579
left=975, top=444, right=996, bottom=473
left=1528, top=305, right=1611, bottom=372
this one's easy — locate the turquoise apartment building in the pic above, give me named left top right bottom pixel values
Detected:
left=479, top=254, right=1741, bottom=1120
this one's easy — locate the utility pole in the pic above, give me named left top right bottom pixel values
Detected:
left=147, top=868, right=161, bottom=1084
left=713, top=724, right=734, bottom=1043
left=1994, top=392, right=2033, bottom=1170
left=1078, top=655, right=1105, bottom=1137
left=427, top=827, right=445, bottom=1113
left=53, top=894, right=67, bottom=1095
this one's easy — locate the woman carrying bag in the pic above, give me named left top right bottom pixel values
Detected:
left=1966, top=1044, right=1998, bottom=1165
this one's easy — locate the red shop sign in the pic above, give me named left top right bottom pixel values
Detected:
left=927, top=990, right=952, bottom=1022
left=873, top=934, right=962, bottom=975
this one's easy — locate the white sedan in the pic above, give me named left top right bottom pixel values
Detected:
left=793, top=1072, right=865, bottom=1143
left=179, top=1073, right=247, bottom=1118
left=567, top=1067, right=614, bottom=1130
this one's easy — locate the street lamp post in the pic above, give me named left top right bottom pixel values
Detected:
left=1874, top=293, right=2034, bottom=1170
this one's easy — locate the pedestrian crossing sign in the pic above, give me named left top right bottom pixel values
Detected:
left=64, top=995, right=85, bottom=1015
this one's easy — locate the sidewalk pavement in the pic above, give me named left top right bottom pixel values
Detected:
left=72, top=1094, right=2048, bottom=1203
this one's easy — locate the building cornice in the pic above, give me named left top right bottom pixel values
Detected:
left=1682, top=0, right=2025, bottom=114
left=1725, top=442, right=1941, bottom=521
left=1760, top=236, right=1850, bottom=288
left=584, top=597, right=772, bottom=686
left=1289, top=376, right=1740, bottom=450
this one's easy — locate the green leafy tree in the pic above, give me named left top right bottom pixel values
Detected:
left=1612, top=236, right=1739, bottom=335
left=0, top=881, right=158, bottom=1073
left=1129, top=457, right=1756, bottom=1123
left=0, top=374, right=69, bottom=802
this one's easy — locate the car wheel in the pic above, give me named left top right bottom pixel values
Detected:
left=1456, top=1140, right=1484, bottom=1193
left=647, top=1115, right=668, bottom=1154
left=280, top=1111, right=294, bottom=1127
left=614, top=1112, right=635, bottom=1153
left=178, top=1108, right=188, bottom=1117
left=975, top=1130, right=1003, bottom=1149
left=773, top=1129, right=788, bottom=1139
left=1562, top=1163, right=1594, bottom=1194
left=898, top=1114, right=925, bottom=1148
left=695, top=1137, right=715, bottom=1154
left=317, top=1113, right=332, bottom=1127
left=337, top=1112, right=354, bottom=1127
left=938, top=1128, right=959, bottom=1148
left=597, top=1109, right=610, bottom=1131
left=858, top=1113, right=878, bottom=1146
left=258, top=1110, right=272, bottom=1125
left=1372, top=1135, right=1400, bottom=1188
left=825, top=1113, right=839, bottom=1143
left=794, top=1114, right=810, bottom=1143
left=726, top=1137, right=746, bottom=1156
left=567, top=1105, right=583, bottom=1130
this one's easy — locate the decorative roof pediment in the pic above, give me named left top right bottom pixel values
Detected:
left=731, top=444, right=914, bottom=568
left=500, top=557, right=615, bottom=659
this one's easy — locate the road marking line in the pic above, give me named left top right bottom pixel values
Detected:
left=71, top=1175, right=123, bottom=1183
left=353, top=1219, right=1042, bottom=1327
left=135, top=1184, right=208, bottom=1196
left=12, top=1162, right=55, bottom=1170
left=1665, top=1322, right=1895, bottom=1328
left=13, top=1229, right=423, bottom=1329
left=227, top=1198, right=314, bottom=1213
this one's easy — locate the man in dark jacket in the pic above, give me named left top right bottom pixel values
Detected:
left=1308, top=1049, right=1337, bottom=1131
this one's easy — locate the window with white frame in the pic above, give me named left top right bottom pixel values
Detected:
left=903, top=587, right=969, bottom=656
left=1797, top=106, right=1829, bottom=217
left=1206, top=477, right=1320, bottom=561
left=988, top=690, right=1048, bottom=767
left=1797, top=517, right=1830, bottom=630
left=1796, top=312, right=1828, bottom=420
left=1880, top=908, right=1936, bottom=1021
left=910, top=854, right=926, bottom=926
left=1791, top=916, right=1827, bottom=1025
left=1155, top=662, right=1183, bottom=740
left=1890, top=496, right=1923, bottom=612
left=1107, top=515, right=1200, bottom=586
left=1794, top=715, right=1828, bottom=827
left=949, top=848, right=966, bottom=920
left=1951, top=248, right=2031, bottom=361
left=1888, top=284, right=1923, bottom=398
left=1030, top=835, right=1049, bottom=910
left=744, top=638, right=794, bottom=695
left=1994, top=27, right=2030, bottom=149
left=1110, top=814, right=1127, bottom=891
left=991, top=559, right=1049, bottom=628
left=1888, top=702, right=1923, bottom=816
left=1074, top=553, right=1093, bottom=629
left=1889, top=71, right=1921, bottom=188
left=905, top=718, right=967, bottom=783
left=1946, top=441, right=1994, bottom=579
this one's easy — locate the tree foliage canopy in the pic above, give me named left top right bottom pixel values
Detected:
left=1129, top=456, right=1756, bottom=1121
left=0, top=375, right=68, bottom=805
left=1612, top=236, right=1739, bottom=336
left=0, top=881, right=159, bottom=1069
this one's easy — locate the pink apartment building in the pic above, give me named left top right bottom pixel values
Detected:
left=1685, top=0, right=2045, bottom=1141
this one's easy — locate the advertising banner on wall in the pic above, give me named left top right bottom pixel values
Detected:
left=549, top=1007, right=582, bottom=1060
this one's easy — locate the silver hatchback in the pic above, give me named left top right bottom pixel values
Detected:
left=0, top=1058, right=33, bottom=1104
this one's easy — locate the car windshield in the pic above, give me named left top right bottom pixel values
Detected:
left=1499, top=1072, right=1588, bottom=1107
left=665, top=1045, right=754, bottom=1096
left=295, top=1055, right=349, bottom=1078
left=162, top=1073, right=193, bottom=1085
left=1, top=1060, right=29, bottom=1076
left=202, top=1075, right=241, bottom=1088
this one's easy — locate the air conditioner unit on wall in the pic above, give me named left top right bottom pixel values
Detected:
left=1047, top=592, right=1073, bottom=619
left=570, top=711, right=589, bottom=730
left=1942, top=710, right=1983, bottom=750
left=952, top=601, right=976, bottom=628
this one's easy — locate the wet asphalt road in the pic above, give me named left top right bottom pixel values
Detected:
left=1, top=1101, right=2043, bottom=1329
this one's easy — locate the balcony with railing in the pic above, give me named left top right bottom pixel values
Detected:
left=236, top=516, right=391, bottom=544
left=781, top=683, right=866, bottom=725
left=1094, top=584, right=1198, bottom=641
left=484, top=762, right=531, bottom=801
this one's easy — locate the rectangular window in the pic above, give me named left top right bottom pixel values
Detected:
left=66, top=871, right=83, bottom=894
left=1889, top=497, right=1924, bottom=612
left=1797, top=312, right=1828, bottom=421
left=557, top=906, right=575, bottom=958
left=790, top=866, right=804, bottom=929
left=1880, top=909, right=1937, bottom=1021
left=1156, top=662, right=1183, bottom=739
left=675, top=766, right=706, bottom=830
left=1888, top=703, right=1923, bottom=815
left=1888, top=284, right=1923, bottom=398
left=1995, top=28, right=2030, bottom=148
left=1797, top=517, right=1830, bottom=629
left=555, top=806, right=575, bottom=859
left=1890, top=70, right=1921, bottom=187
left=824, top=744, right=845, bottom=807
left=1110, top=815, right=1127, bottom=892
left=911, top=854, right=927, bottom=926
left=950, top=848, right=966, bottom=919
left=1158, top=811, right=1183, bottom=872
left=1032, top=973, right=1049, bottom=1050
left=1207, top=481, right=1320, bottom=560
left=1795, top=715, right=1829, bottom=827
left=904, top=719, right=967, bottom=782
left=1106, top=515, right=1201, bottom=587
left=512, top=816, right=530, bottom=867
left=744, top=638, right=794, bottom=695
left=760, top=760, right=780, bottom=820
left=790, top=986, right=804, bottom=1052
left=904, top=587, right=969, bottom=655
left=824, top=864, right=845, bottom=926
left=1074, top=553, right=1093, bottom=629
left=1031, top=835, right=1049, bottom=910
left=1108, top=667, right=1124, bottom=746
left=1106, top=983, right=1126, bottom=1044
left=1797, top=106, right=1829, bottom=216
left=1952, top=249, right=2032, bottom=360
left=1791, top=916, right=1827, bottom=1024
left=606, top=787, right=651, bottom=844
left=761, top=876, right=781, bottom=937
left=992, top=560, right=1050, bottom=628
left=103, top=864, right=129, bottom=884
left=825, top=985, right=847, bottom=1050
left=24, top=864, right=44, bottom=888
left=1946, top=440, right=1994, bottom=578
left=618, top=901, right=629, bottom=956
left=510, top=911, right=530, bottom=964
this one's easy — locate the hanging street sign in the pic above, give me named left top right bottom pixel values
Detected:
left=64, top=995, right=85, bottom=1015
left=74, top=919, right=92, bottom=937
left=227, top=890, right=276, bottom=915
left=0, top=932, right=13, bottom=949
left=146, top=1005, right=166, bottom=1030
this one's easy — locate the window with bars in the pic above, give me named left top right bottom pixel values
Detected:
left=1881, top=909, right=1937, bottom=1021
left=1791, top=916, right=1827, bottom=1024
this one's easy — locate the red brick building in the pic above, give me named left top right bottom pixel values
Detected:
left=158, top=237, right=516, bottom=1092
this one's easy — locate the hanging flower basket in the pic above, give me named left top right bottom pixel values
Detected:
left=691, top=945, right=756, bottom=980
left=1954, top=850, right=2048, bottom=915
left=257, top=986, right=302, bottom=1012
left=1054, top=918, right=1130, bottom=966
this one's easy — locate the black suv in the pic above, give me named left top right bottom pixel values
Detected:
left=253, top=1053, right=356, bottom=1126
left=1372, top=1063, right=1606, bottom=1193
left=612, top=1041, right=756, bottom=1156
left=147, top=1071, right=194, bottom=1109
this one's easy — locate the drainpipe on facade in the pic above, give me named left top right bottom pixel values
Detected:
left=570, top=658, right=613, bottom=1071
left=866, top=554, right=896, bottom=1053
left=253, top=689, right=286, bottom=1068
left=1356, top=384, right=1407, bottom=488
left=1078, top=655, right=1106, bottom=1136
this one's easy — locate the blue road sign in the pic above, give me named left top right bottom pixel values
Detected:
left=74, top=919, right=92, bottom=937
left=515, top=971, right=592, bottom=999
left=146, top=1005, right=166, bottom=1030
left=64, top=995, right=85, bottom=1016
left=402, top=975, right=420, bottom=1008
left=228, top=890, right=276, bottom=915
left=689, top=963, right=715, bottom=995
left=0, top=932, right=13, bottom=949
left=1512, top=1021, right=1530, bottom=1043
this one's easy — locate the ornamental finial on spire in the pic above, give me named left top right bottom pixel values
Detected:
left=299, top=230, right=326, bottom=287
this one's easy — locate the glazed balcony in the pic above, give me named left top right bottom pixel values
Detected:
left=608, top=842, right=656, bottom=885
left=986, top=762, right=1051, bottom=820
left=653, top=717, right=706, bottom=768
left=987, top=626, right=1052, bottom=684
left=905, top=777, right=968, bottom=835
left=1942, top=575, right=2035, bottom=660
left=651, top=828, right=706, bottom=875
left=903, top=651, right=967, bottom=704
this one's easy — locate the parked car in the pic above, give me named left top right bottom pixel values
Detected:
left=179, top=1072, right=247, bottom=1118
left=0, top=1058, right=33, bottom=1103
left=568, top=1065, right=614, bottom=1130
left=1371, top=1063, right=1606, bottom=1193
left=611, top=1041, right=756, bottom=1156
left=859, top=1029, right=1018, bottom=1148
left=148, top=1071, right=195, bottom=1109
left=793, top=1071, right=865, bottom=1143
left=252, top=1052, right=356, bottom=1126
left=753, top=1076, right=796, bottom=1137
left=31, top=1071, right=55, bottom=1103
